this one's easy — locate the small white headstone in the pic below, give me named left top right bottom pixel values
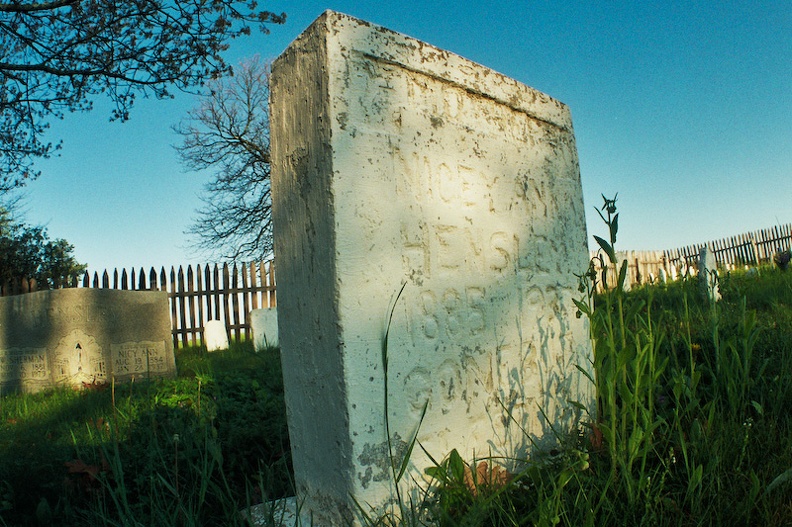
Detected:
left=659, top=268, right=668, bottom=283
left=204, top=320, right=229, bottom=352
left=669, top=264, right=678, bottom=281
left=620, top=258, right=632, bottom=291
left=698, top=247, right=721, bottom=302
left=250, top=308, right=278, bottom=350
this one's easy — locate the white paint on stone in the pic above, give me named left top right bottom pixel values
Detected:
left=269, top=10, right=594, bottom=525
left=250, top=308, right=278, bottom=350
left=204, top=320, right=229, bottom=352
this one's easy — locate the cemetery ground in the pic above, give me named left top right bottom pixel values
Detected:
left=0, top=343, right=293, bottom=527
left=0, top=268, right=791, bottom=525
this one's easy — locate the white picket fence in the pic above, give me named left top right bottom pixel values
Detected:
left=590, top=223, right=792, bottom=290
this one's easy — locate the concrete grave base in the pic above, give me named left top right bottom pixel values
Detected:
left=244, top=497, right=306, bottom=527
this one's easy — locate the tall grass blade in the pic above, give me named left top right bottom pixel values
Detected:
left=395, top=399, right=429, bottom=484
left=767, top=467, right=792, bottom=493
left=382, top=282, right=407, bottom=511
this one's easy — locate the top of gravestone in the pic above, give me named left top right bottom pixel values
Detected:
left=279, top=10, right=573, bottom=132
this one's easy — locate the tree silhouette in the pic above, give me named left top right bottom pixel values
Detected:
left=0, top=1, right=285, bottom=190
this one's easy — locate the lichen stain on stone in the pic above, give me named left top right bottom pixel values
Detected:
left=357, top=433, right=408, bottom=488
left=337, top=111, right=348, bottom=129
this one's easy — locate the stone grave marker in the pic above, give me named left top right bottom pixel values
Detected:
left=698, top=247, right=721, bottom=302
left=268, top=10, right=595, bottom=525
left=0, top=288, right=175, bottom=393
left=669, top=263, right=679, bottom=281
left=204, top=320, right=229, bottom=352
left=250, top=308, right=278, bottom=350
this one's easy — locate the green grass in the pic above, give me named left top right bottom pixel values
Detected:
left=0, top=341, right=292, bottom=527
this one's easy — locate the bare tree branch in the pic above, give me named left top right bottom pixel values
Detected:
left=174, top=56, right=273, bottom=261
left=0, top=1, right=80, bottom=14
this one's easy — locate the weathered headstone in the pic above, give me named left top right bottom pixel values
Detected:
left=0, top=289, right=175, bottom=393
left=250, top=308, right=278, bottom=350
left=620, top=258, right=633, bottom=291
left=269, top=11, right=594, bottom=525
left=669, top=264, right=679, bottom=281
left=659, top=267, right=668, bottom=284
left=204, top=320, right=229, bottom=352
left=698, top=247, right=721, bottom=302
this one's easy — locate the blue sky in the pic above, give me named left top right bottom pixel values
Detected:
left=17, top=1, right=792, bottom=272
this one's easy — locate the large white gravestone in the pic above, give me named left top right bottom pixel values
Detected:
left=270, top=11, right=594, bottom=525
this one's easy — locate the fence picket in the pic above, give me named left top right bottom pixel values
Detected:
left=231, top=263, right=241, bottom=342
left=169, top=267, right=178, bottom=347
left=176, top=266, right=187, bottom=348
left=248, top=262, right=258, bottom=310
left=212, top=264, right=221, bottom=325
left=221, top=263, right=231, bottom=337
left=186, top=265, right=197, bottom=345
left=203, top=264, right=212, bottom=321
left=196, top=264, right=205, bottom=341
left=266, top=260, right=276, bottom=307
left=241, top=263, right=250, bottom=337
